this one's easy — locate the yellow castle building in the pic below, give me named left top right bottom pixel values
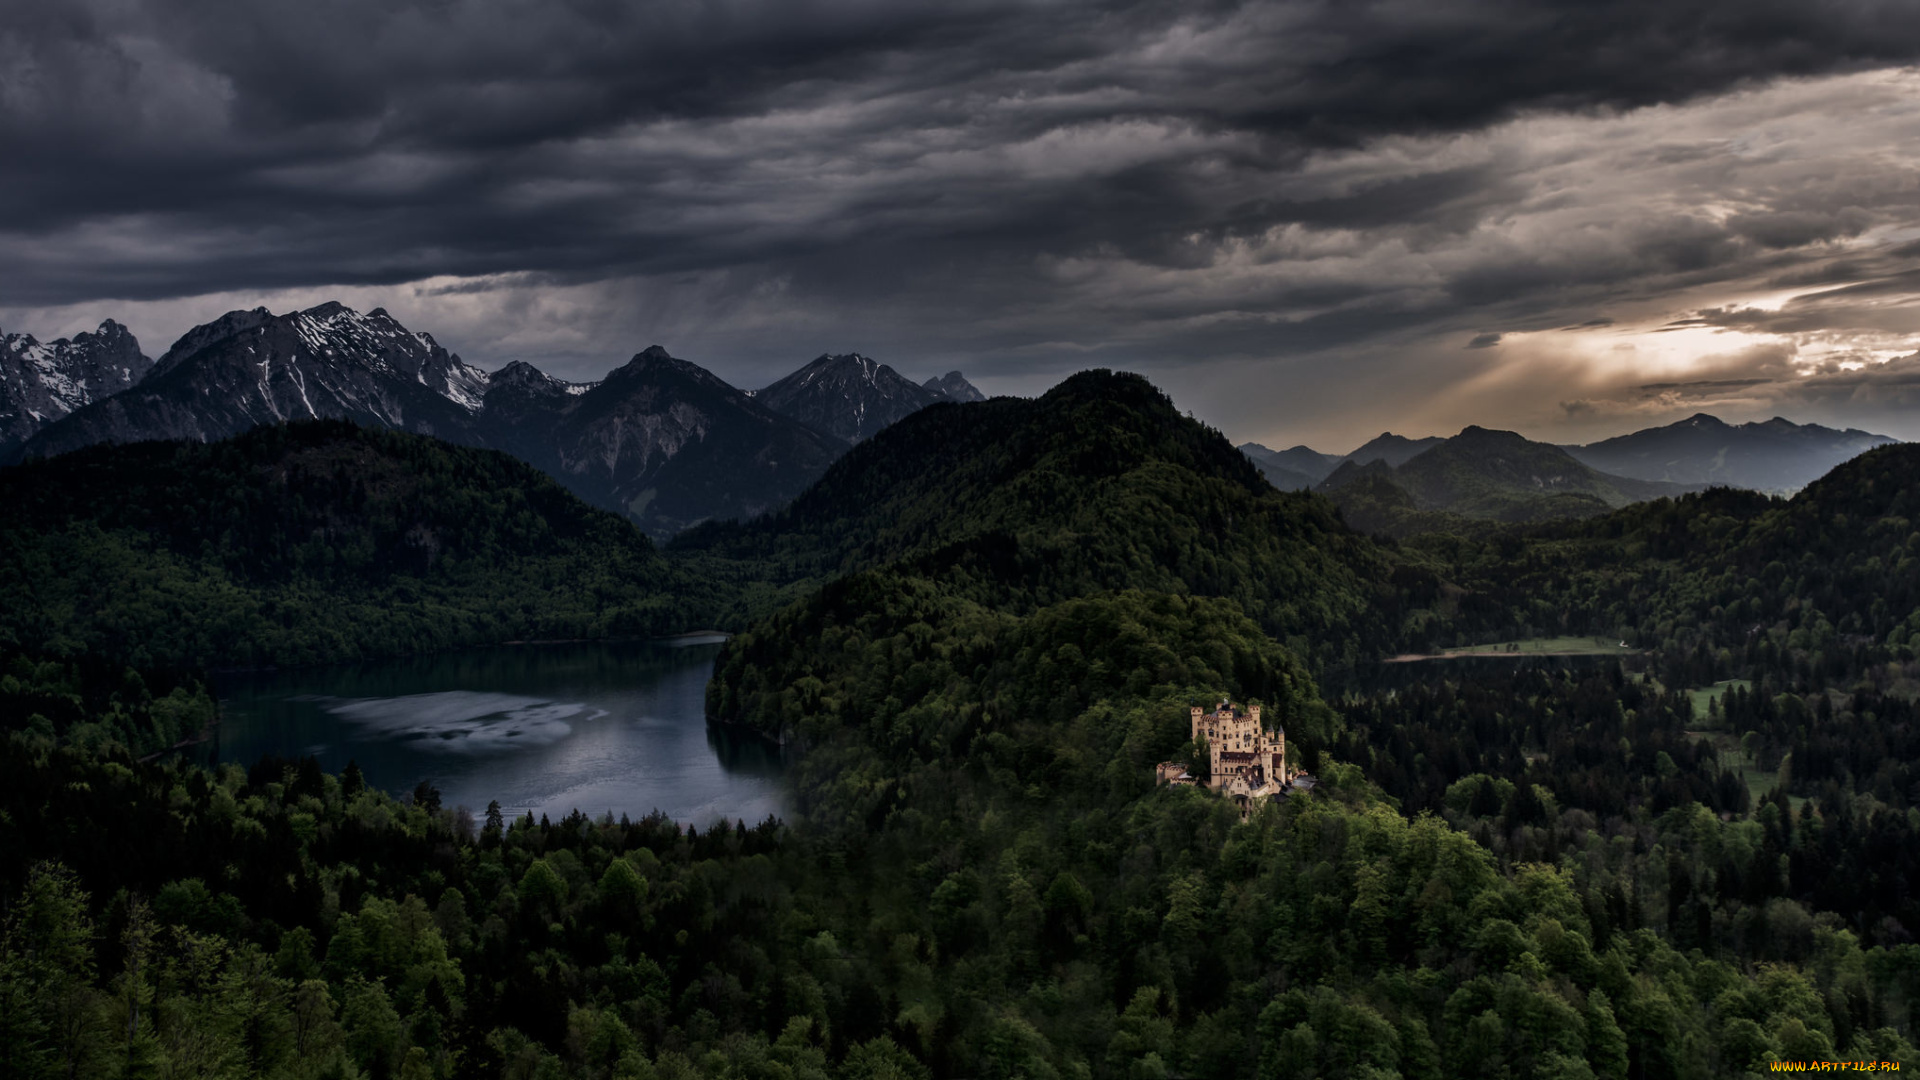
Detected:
left=1156, top=699, right=1307, bottom=818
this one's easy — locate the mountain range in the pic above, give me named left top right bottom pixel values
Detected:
left=1243, top=414, right=1896, bottom=499
left=478, top=345, right=850, bottom=536
left=7, top=357, right=1919, bottom=1077
left=1316, top=425, right=1701, bottom=534
left=1235, top=443, right=1340, bottom=490
left=1, top=303, right=984, bottom=537
left=0, top=300, right=1894, bottom=541
left=15, top=304, right=492, bottom=460
left=1563, top=412, right=1896, bottom=491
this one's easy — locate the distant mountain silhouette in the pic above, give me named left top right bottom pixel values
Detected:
left=1318, top=425, right=1699, bottom=534
left=1238, top=442, right=1339, bottom=490
left=923, top=371, right=986, bottom=403
left=1344, top=432, right=1445, bottom=467
left=1564, top=412, right=1895, bottom=492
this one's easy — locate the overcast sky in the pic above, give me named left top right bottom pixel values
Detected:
left=7, top=0, right=1920, bottom=452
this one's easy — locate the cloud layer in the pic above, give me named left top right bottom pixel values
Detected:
left=7, top=0, right=1920, bottom=447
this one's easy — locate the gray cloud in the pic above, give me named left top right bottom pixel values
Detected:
left=8, top=1, right=1920, bottom=445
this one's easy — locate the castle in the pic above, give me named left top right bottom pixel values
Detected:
left=1156, top=699, right=1309, bottom=817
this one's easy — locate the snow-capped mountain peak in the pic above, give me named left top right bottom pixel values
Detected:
left=14, top=302, right=500, bottom=460
left=0, top=319, right=153, bottom=453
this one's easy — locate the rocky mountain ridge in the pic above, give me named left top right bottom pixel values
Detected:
left=509, top=346, right=850, bottom=536
left=0, top=320, right=152, bottom=453
left=14, top=303, right=492, bottom=461
left=755, top=352, right=946, bottom=443
left=4, top=303, right=990, bottom=536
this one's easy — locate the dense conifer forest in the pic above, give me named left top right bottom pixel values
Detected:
left=2, top=374, right=1917, bottom=1077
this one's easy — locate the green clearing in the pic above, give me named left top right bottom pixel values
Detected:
left=1441, top=635, right=1639, bottom=657
left=1687, top=679, right=1754, bottom=721
left=1685, top=723, right=1778, bottom=803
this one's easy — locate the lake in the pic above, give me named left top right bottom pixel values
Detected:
left=206, top=638, right=785, bottom=825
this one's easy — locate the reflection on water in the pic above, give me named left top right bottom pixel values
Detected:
left=319, top=691, right=592, bottom=751
left=207, top=640, right=784, bottom=825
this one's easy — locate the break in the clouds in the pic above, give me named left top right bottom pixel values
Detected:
left=7, top=0, right=1920, bottom=449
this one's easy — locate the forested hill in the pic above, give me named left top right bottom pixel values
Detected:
left=680, top=370, right=1411, bottom=669
left=693, top=372, right=1920, bottom=1076
left=1443, top=441, right=1920, bottom=684
left=681, top=370, right=1271, bottom=569
left=0, top=420, right=710, bottom=674
left=4, top=387, right=1919, bottom=1076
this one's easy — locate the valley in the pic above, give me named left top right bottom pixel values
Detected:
left=13, top=5, right=1920, bottom=1075
left=0, top=359, right=1915, bottom=1078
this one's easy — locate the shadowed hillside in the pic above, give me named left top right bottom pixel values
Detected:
left=0, top=420, right=711, bottom=671
left=680, top=369, right=1414, bottom=669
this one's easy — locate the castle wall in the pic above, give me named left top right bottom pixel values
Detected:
left=1191, top=701, right=1287, bottom=792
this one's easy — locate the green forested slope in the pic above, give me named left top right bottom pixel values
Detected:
left=681, top=371, right=1413, bottom=672
left=0, top=421, right=711, bottom=672
left=1435, top=444, right=1920, bottom=685
left=689, top=377, right=1915, bottom=1077
left=0, top=391, right=1916, bottom=1078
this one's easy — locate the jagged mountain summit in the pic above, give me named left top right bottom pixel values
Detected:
left=492, top=346, right=848, bottom=537
left=757, top=353, right=945, bottom=443
left=1564, top=412, right=1897, bottom=492
left=923, top=371, right=986, bottom=403
left=475, top=359, right=595, bottom=467
left=14, top=302, right=490, bottom=461
left=6, top=303, right=846, bottom=538
left=0, top=320, right=152, bottom=454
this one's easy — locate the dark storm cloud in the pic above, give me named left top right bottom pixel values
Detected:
left=17, top=0, right=1920, bottom=458
left=8, top=0, right=1920, bottom=310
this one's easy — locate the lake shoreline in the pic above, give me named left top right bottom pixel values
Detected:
left=205, top=628, right=734, bottom=675
left=203, top=637, right=782, bottom=825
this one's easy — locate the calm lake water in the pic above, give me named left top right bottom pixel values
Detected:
left=206, top=638, right=785, bottom=825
